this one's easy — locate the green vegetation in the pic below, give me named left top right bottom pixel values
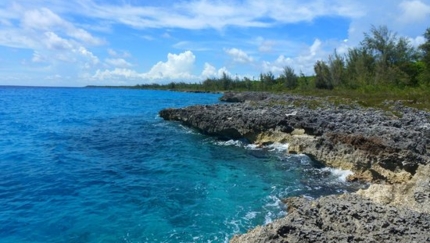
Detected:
left=88, top=26, right=430, bottom=110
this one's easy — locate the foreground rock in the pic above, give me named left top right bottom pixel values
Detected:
left=357, top=164, right=430, bottom=213
left=230, top=193, right=430, bottom=243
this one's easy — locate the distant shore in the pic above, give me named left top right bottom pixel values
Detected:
left=160, top=91, right=430, bottom=242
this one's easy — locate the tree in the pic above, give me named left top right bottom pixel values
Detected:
left=360, top=25, right=417, bottom=85
left=280, top=66, right=298, bottom=89
left=421, top=28, right=430, bottom=66
left=419, top=28, right=430, bottom=85
left=221, top=72, right=233, bottom=90
left=328, top=50, right=346, bottom=87
left=260, top=71, right=275, bottom=90
left=345, top=47, right=375, bottom=86
left=314, top=61, right=332, bottom=89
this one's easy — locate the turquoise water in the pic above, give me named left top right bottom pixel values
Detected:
left=0, top=87, right=363, bottom=243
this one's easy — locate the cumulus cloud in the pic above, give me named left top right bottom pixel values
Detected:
left=145, top=51, right=195, bottom=79
left=261, top=39, right=327, bottom=75
left=408, top=36, right=426, bottom=48
left=201, top=63, right=231, bottom=78
left=93, top=51, right=198, bottom=82
left=201, top=63, right=217, bottom=77
left=225, top=48, right=254, bottom=63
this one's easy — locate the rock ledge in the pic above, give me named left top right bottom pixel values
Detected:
left=159, top=92, right=430, bottom=242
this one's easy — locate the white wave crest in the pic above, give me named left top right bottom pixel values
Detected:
left=244, top=211, right=257, bottom=220
left=263, top=195, right=286, bottom=224
left=244, top=144, right=261, bottom=150
left=214, top=139, right=243, bottom=147
left=322, top=167, right=353, bottom=182
left=266, top=142, right=289, bottom=152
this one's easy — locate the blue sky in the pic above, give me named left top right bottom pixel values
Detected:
left=0, top=0, right=429, bottom=87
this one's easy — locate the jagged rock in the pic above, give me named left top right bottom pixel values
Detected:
left=158, top=92, right=430, bottom=242
left=219, top=91, right=270, bottom=102
left=230, top=194, right=430, bottom=243
left=357, top=164, right=430, bottom=214
left=159, top=92, right=430, bottom=183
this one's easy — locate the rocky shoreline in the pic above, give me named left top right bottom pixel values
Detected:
left=159, top=92, right=430, bottom=242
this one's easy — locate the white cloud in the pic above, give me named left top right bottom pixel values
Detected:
left=44, top=32, right=73, bottom=50
left=105, top=58, right=133, bottom=68
left=201, top=63, right=217, bottom=77
left=145, top=51, right=195, bottom=79
left=201, top=63, right=230, bottom=78
left=21, top=8, right=64, bottom=30
left=399, top=0, right=430, bottom=24
left=225, top=48, right=254, bottom=63
left=310, top=39, right=322, bottom=56
left=258, top=39, right=276, bottom=53
left=31, top=51, right=46, bottom=63
left=21, top=7, right=103, bottom=45
left=345, top=0, right=430, bottom=45
left=93, top=68, right=144, bottom=80
left=93, top=51, right=198, bottom=82
left=70, top=0, right=363, bottom=30
left=76, top=47, right=99, bottom=65
left=261, top=39, right=327, bottom=75
left=409, top=36, right=426, bottom=48
left=107, top=49, right=131, bottom=58
left=142, top=35, right=155, bottom=41
left=262, top=55, right=293, bottom=74
left=108, top=49, right=117, bottom=56
left=1, top=1, right=430, bottom=87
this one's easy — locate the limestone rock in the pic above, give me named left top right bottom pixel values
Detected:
left=357, top=164, right=430, bottom=214
left=159, top=92, right=430, bottom=183
left=230, top=194, right=430, bottom=243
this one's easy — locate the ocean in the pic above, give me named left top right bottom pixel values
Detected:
left=0, top=87, right=364, bottom=243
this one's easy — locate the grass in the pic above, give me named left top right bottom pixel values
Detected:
left=290, top=85, right=430, bottom=112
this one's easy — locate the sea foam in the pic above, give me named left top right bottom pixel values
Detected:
left=322, top=167, right=354, bottom=182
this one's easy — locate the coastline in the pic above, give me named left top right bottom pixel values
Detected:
left=159, top=91, right=430, bottom=242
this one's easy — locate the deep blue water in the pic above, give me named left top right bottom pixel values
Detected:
left=0, top=87, right=364, bottom=243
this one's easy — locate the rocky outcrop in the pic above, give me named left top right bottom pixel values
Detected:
left=159, top=91, right=430, bottom=242
left=159, top=92, right=430, bottom=184
left=230, top=193, right=430, bottom=243
left=357, top=164, right=430, bottom=214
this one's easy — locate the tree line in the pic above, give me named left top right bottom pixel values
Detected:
left=132, top=25, right=430, bottom=92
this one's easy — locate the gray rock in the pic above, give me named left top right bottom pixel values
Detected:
left=159, top=92, right=430, bottom=183
left=159, top=92, right=430, bottom=243
left=230, top=194, right=430, bottom=243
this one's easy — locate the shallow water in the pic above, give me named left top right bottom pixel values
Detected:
left=0, top=87, right=364, bottom=243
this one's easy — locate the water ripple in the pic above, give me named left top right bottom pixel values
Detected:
left=0, top=87, right=365, bottom=243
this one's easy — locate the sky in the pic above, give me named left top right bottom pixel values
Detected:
left=0, top=0, right=430, bottom=87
